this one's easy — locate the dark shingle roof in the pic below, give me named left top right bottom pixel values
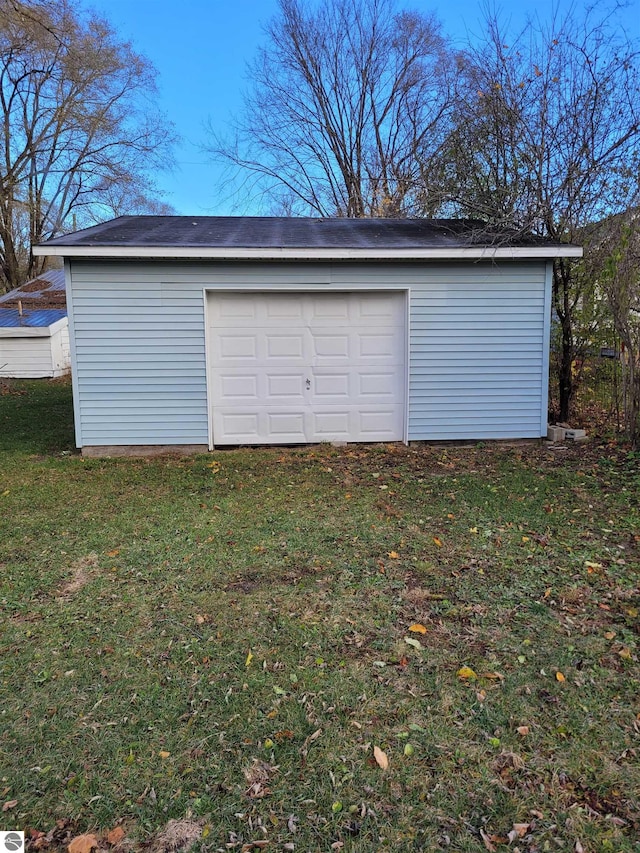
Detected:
left=40, top=216, right=569, bottom=250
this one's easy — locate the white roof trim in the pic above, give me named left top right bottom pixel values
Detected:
left=0, top=317, right=67, bottom=336
left=34, top=244, right=583, bottom=260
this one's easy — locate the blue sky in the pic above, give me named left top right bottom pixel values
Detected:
left=90, top=0, right=640, bottom=216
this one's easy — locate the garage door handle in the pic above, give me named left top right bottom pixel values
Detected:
left=306, top=378, right=311, bottom=389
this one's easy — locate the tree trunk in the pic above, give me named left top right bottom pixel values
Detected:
left=553, top=260, right=575, bottom=423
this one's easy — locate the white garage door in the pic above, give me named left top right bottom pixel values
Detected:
left=207, top=291, right=406, bottom=445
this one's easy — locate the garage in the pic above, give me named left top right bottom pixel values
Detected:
left=207, top=291, right=406, bottom=444
left=33, top=215, right=582, bottom=455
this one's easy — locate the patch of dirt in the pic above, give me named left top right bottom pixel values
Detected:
left=56, top=553, right=100, bottom=599
left=144, top=820, right=204, bottom=853
left=556, top=775, right=640, bottom=828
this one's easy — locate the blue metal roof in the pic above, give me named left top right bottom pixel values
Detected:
left=0, top=308, right=67, bottom=328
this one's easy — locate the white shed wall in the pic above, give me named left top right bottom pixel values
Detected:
left=0, top=321, right=70, bottom=378
left=67, top=260, right=550, bottom=447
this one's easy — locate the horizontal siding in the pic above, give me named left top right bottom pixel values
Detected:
left=69, top=259, right=549, bottom=446
left=409, top=262, right=547, bottom=439
left=0, top=336, right=56, bottom=378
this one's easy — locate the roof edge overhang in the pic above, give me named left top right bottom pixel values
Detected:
left=33, top=245, right=583, bottom=260
left=0, top=316, right=67, bottom=336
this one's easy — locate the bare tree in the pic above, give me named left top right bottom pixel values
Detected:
left=0, top=0, right=176, bottom=291
left=589, top=212, right=640, bottom=445
left=447, top=6, right=640, bottom=421
left=209, top=0, right=455, bottom=217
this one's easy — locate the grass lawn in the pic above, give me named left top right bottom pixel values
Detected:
left=0, top=379, right=638, bottom=852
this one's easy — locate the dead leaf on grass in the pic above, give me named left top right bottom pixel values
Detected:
left=408, top=623, right=427, bottom=634
left=373, top=745, right=389, bottom=770
left=2, top=799, right=17, bottom=811
left=516, top=726, right=530, bottom=736
left=105, top=826, right=125, bottom=846
left=68, top=834, right=98, bottom=853
left=244, top=759, right=277, bottom=798
left=507, top=823, right=530, bottom=842
left=479, top=828, right=496, bottom=852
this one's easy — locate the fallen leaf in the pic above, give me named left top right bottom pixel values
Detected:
left=404, top=636, right=422, bottom=650
left=507, top=823, right=530, bottom=842
left=194, top=614, right=206, bottom=625
left=106, top=549, right=120, bottom=557
left=584, top=560, right=602, bottom=569
left=2, top=799, right=18, bottom=811
left=544, top=587, right=552, bottom=599
left=106, top=827, right=125, bottom=846
left=604, top=631, right=616, bottom=640
left=158, top=750, right=170, bottom=759
left=388, top=551, right=400, bottom=559
left=516, top=725, right=530, bottom=736
left=457, top=666, right=477, bottom=680
left=480, top=828, right=497, bottom=852
left=408, top=623, right=427, bottom=634
left=245, top=650, right=254, bottom=667
left=68, top=835, right=99, bottom=853
left=373, top=745, right=389, bottom=770
left=433, top=537, right=443, bottom=547
left=618, top=646, right=632, bottom=660
left=555, top=671, right=566, bottom=682
left=480, top=671, right=504, bottom=681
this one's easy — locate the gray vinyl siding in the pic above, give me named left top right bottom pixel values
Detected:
left=68, top=259, right=550, bottom=447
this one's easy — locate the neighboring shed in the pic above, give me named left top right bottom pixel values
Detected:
left=34, top=216, right=582, bottom=454
left=0, top=269, right=70, bottom=379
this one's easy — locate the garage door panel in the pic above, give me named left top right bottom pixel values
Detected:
left=266, top=334, right=305, bottom=359
left=358, top=295, right=404, bottom=321
left=359, top=333, right=396, bottom=358
left=358, top=371, right=399, bottom=398
left=218, top=334, right=257, bottom=360
left=214, top=411, right=260, bottom=442
left=266, top=298, right=305, bottom=320
left=313, top=373, right=350, bottom=399
left=209, top=291, right=406, bottom=445
left=212, top=295, right=258, bottom=323
left=267, top=373, right=306, bottom=400
left=268, top=411, right=306, bottom=439
left=359, top=407, right=403, bottom=437
left=310, top=297, right=350, bottom=321
left=312, top=334, right=350, bottom=359
left=219, top=374, right=258, bottom=400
